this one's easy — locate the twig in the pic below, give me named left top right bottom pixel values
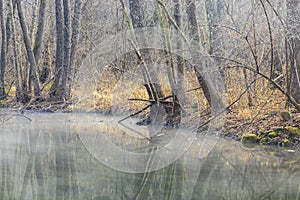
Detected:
left=260, top=0, right=274, bottom=79
left=128, top=98, right=155, bottom=103
left=124, top=85, right=203, bottom=123
left=186, top=86, right=201, bottom=92
left=244, top=87, right=276, bottom=132
left=6, top=80, right=15, bottom=97
left=212, top=55, right=300, bottom=112
left=118, top=104, right=152, bottom=123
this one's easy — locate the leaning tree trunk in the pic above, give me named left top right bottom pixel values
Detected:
left=16, top=0, right=41, bottom=98
left=185, top=0, right=225, bottom=112
left=0, top=0, right=6, bottom=99
left=287, top=0, right=300, bottom=105
left=185, top=0, right=212, bottom=105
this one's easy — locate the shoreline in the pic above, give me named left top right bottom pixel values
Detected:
left=1, top=103, right=299, bottom=152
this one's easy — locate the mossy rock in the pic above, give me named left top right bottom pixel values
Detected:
left=259, top=137, right=274, bottom=144
left=259, top=137, right=268, bottom=144
left=268, top=131, right=278, bottom=138
left=285, top=126, right=300, bottom=137
left=241, top=133, right=258, bottom=143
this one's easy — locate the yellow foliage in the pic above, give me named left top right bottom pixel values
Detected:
left=8, top=86, right=16, bottom=97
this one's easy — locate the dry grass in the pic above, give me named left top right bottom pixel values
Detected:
left=86, top=67, right=207, bottom=118
left=74, top=66, right=294, bottom=130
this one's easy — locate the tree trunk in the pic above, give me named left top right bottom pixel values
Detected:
left=185, top=0, right=225, bottom=113
left=204, top=0, right=226, bottom=86
left=68, top=0, right=82, bottom=95
left=16, top=0, right=41, bottom=98
left=127, top=0, right=168, bottom=126
left=7, top=0, right=23, bottom=102
left=50, top=0, right=64, bottom=100
left=204, top=0, right=223, bottom=55
left=287, top=0, right=300, bottom=104
left=0, top=0, right=7, bottom=99
left=185, top=0, right=212, bottom=106
left=185, top=0, right=200, bottom=42
left=128, top=0, right=162, bottom=99
left=5, top=2, right=12, bottom=53
left=33, top=0, right=47, bottom=88
left=174, top=0, right=186, bottom=102
left=129, top=0, right=145, bottom=29
left=61, top=0, right=71, bottom=100
left=33, top=0, right=46, bottom=64
left=29, top=0, right=38, bottom=45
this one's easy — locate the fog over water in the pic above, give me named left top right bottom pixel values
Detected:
left=0, top=111, right=299, bottom=199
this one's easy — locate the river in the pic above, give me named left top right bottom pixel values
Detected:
left=0, top=111, right=299, bottom=199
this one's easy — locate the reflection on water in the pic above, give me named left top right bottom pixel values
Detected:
left=0, top=111, right=299, bottom=199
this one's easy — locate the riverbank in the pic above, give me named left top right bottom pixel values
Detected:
left=224, top=108, right=300, bottom=150
left=1, top=100, right=299, bottom=151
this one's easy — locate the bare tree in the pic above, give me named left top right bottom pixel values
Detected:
left=51, top=0, right=82, bottom=101
left=68, top=0, right=82, bottom=94
left=7, top=0, right=23, bottom=102
left=0, top=0, right=6, bottom=99
left=287, top=0, right=300, bottom=104
left=185, top=0, right=212, bottom=105
left=51, top=0, right=65, bottom=100
left=33, top=0, right=46, bottom=64
left=127, top=0, right=167, bottom=124
left=204, top=0, right=224, bottom=56
left=16, top=0, right=41, bottom=98
left=129, top=0, right=145, bottom=29
left=61, top=0, right=71, bottom=99
left=174, top=0, right=186, bottom=101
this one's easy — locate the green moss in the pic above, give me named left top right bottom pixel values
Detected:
left=43, top=80, right=54, bottom=93
left=282, top=139, right=290, bottom=147
left=241, top=133, right=258, bottom=143
left=285, top=126, right=300, bottom=136
left=268, top=131, right=278, bottom=138
left=259, top=137, right=268, bottom=143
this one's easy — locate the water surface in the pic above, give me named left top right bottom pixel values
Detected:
left=0, top=111, right=299, bottom=199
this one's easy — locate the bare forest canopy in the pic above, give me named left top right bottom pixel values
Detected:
left=0, top=0, right=299, bottom=116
